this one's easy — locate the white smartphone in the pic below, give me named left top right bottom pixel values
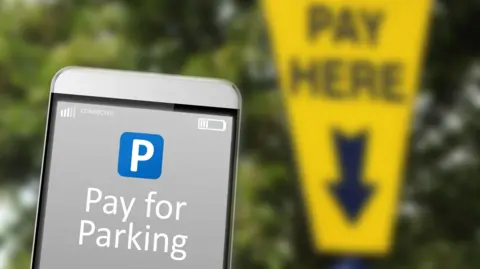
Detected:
left=30, top=67, right=241, bottom=269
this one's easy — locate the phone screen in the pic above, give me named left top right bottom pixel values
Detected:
left=33, top=93, right=238, bottom=269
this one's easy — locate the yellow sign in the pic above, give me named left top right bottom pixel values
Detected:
left=263, top=0, right=432, bottom=255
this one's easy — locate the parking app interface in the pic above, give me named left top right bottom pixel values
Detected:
left=37, top=95, right=236, bottom=269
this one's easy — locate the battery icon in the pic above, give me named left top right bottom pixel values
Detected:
left=198, top=118, right=227, bottom=132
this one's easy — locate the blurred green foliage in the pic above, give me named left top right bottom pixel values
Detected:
left=1, top=0, right=480, bottom=268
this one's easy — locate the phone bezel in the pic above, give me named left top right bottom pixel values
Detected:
left=30, top=67, right=242, bottom=269
left=51, top=66, right=240, bottom=109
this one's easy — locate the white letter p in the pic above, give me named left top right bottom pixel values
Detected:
left=131, top=139, right=154, bottom=172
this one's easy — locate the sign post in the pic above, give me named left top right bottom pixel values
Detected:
left=331, top=258, right=366, bottom=269
left=262, top=0, right=432, bottom=262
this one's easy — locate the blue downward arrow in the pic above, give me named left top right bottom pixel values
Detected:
left=329, top=131, right=375, bottom=222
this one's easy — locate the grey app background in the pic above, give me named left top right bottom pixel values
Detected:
left=38, top=100, right=235, bottom=269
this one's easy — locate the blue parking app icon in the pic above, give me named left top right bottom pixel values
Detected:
left=118, top=132, right=164, bottom=180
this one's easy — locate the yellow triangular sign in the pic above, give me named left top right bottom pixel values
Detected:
left=263, top=0, right=432, bottom=255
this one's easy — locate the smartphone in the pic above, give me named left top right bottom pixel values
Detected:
left=31, top=67, right=241, bottom=269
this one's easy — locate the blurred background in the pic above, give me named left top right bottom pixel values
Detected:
left=0, top=0, right=479, bottom=268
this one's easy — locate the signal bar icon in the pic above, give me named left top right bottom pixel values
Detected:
left=60, top=107, right=76, bottom=118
